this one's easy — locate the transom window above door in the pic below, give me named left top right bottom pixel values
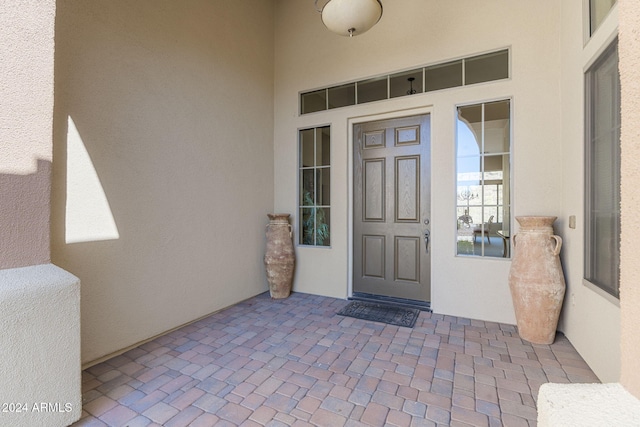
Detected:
left=300, top=49, right=509, bottom=115
left=456, top=99, right=512, bottom=258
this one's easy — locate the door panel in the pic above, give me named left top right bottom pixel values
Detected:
left=364, top=159, right=385, bottom=221
left=353, top=115, right=431, bottom=301
left=395, top=156, right=420, bottom=222
left=395, top=236, right=420, bottom=282
left=363, top=235, right=385, bottom=278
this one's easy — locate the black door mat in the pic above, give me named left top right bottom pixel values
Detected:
left=337, top=301, right=421, bottom=328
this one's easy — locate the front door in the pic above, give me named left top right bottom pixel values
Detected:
left=353, top=115, right=431, bottom=302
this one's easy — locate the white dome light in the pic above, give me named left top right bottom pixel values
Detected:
left=317, top=0, right=383, bottom=37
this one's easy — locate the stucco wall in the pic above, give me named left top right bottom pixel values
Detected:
left=0, top=265, right=81, bottom=427
left=557, top=2, right=621, bottom=383
left=274, top=0, right=563, bottom=324
left=619, top=0, right=640, bottom=398
left=52, top=0, right=275, bottom=364
left=0, top=0, right=55, bottom=268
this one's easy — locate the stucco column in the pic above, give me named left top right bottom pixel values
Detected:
left=0, top=0, right=55, bottom=268
left=619, top=0, right=640, bottom=400
left=0, top=265, right=81, bottom=427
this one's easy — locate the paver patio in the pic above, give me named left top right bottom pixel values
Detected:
left=72, top=292, right=599, bottom=426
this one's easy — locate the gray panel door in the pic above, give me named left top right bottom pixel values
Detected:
left=353, top=115, right=431, bottom=301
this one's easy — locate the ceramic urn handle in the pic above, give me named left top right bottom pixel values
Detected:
left=551, top=235, right=562, bottom=256
left=267, top=223, right=293, bottom=238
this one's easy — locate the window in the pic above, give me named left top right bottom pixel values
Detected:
left=590, top=0, right=617, bottom=36
left=465, top=50, right=510, bottom=85
left=328, top=83, right=355, bottom=109
left=301, top=89, right=326, bottom=114
left=456, top=100, right=511, bottom=258
left=300, top=49, right=510, bottom=114
left=425, top=60, right=462, bottom=92
left=299, top=126, right=331, bottom=246
left=585, top=40, right=620, bottom=297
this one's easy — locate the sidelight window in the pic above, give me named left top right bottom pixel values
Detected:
left=456, top=100, right=511, bottom=258
left=299, top=126, right=331, bottom=246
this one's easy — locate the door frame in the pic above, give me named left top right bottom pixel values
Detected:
left=347, top=106, right=434, bottom=299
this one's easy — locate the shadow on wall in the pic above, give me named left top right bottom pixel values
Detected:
left=0, top=160, right=52, bottom=269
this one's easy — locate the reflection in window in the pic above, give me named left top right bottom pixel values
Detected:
left=390, top=69, right=423, bottom=98
left=299, top=126, right=331, bottom=246
left=456, top=100, right=511, bottom=258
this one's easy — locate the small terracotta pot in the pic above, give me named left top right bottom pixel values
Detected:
left=508, top=216, right=566, bottom=344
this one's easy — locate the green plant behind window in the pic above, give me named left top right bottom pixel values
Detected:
left=302, top=190, right=330, bottom=246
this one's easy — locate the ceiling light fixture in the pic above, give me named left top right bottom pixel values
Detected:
left=315, top=0, right=383, bottom=37
left=407, top=77, right=417, bottom=95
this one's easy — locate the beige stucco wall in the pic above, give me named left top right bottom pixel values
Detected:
left=0, top=0, right=55, bottom=269
left=619, top=0, right=640, bottom=399
left=556, top=2, right=621, bottom=382
left=0, top=265, right=81, bottom=427
left=274, top=0, right=563, bottom=324
left=52, top=0, right=275, bottom=364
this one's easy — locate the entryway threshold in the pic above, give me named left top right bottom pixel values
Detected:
left=350, top=292, right=431, bottom=312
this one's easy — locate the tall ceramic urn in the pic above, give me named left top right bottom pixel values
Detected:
left=508, top=216, right=566, bottom=344
left=264, top=214, right=295, bottom=299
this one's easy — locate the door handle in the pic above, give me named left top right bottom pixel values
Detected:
left=424, top=230, right=430, bottom=254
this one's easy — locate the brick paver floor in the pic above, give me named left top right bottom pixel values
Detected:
left=72, top=292, right=599, bottom=426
